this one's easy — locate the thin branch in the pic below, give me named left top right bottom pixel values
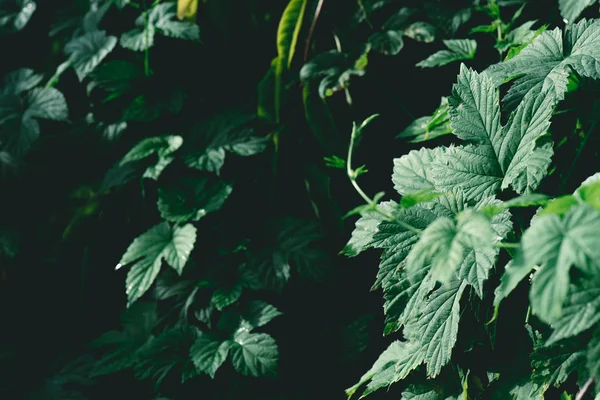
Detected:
left=304, top=0, right=324, bottom=62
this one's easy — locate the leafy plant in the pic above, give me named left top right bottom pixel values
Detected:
left=342, top=15, right=600, bottom=400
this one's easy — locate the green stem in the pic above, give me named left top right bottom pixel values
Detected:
left=575, top=378, right=594, bottom=400
left=345, top=123, right=421, bottom=233
left=493, top=242, right=520, bottom=249
left=143, top=1, right=150, bottom=76
left=560, top=120, right=598, bottom=193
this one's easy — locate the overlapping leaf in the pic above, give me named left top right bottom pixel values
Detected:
left=486, top=19, right=600, bottom=111
left=117, top=222, right=197, bottom=305
left=417, top=39, right=477, bottom=68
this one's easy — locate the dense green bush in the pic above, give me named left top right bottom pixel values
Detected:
left=1, top=0, right=600, bottom=399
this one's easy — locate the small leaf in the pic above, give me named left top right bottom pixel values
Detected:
left=242, top=300, right=283, bottom=329
left=368, top=30, right=404, bottom=56
left=416, top=39, right=477, bottom=68
left=230, top=332, right=278, bottom=377
left=189, top=332, right=231, bottom=378
left=64, top=30, right=117, bottom=81
left=118, top=222, right=197, bottom=305
left=119, top=135, right=183, bottom=180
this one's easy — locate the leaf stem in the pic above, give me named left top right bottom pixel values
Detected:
left=357, top=0, right=373, bottom=29
left=345, top=121, right=421, bottom=234
left=493, top=242, right=520, bottom=249
left=304, top=0, right=324, bottom=62
left=575, top=378, right=594, bottom=400
left=560, top=120, right=598, bottom=193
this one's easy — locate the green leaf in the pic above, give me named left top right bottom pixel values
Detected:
left=1, top=68, right=42, bottom=95
left=559, top=0, right=596, bottom=23
left=119, top=135, right=183, bottom=180
left=368, top=30, right=404, bottom=56
left=0, top=0, right=36, bottom=34
left=587, top=327, right=600, bottom=384
left=211, top=284, right=242, bottom=311
left=342, top=201, right=396, bottom=257
left=393, top=148, right=445, bottom=195
left=276, top=0, right=306, bottom=70
left=157, top=177, right=233, bottom=223
left=183, top=112, right=267, bottom=175
left=345, top=340, right=423, bottom=399
left=89, top=60, right=144, bottom=96
left=431, top=66, right=554, bottom=201
left=230, top=331, right=278, bottom=377
left=495, top=20, right=541, bottom=52
left=404, top=21, right=437, bottom=43
left=547, top=278, right=600, bottom=344
left=531, top=338, right=586, bottom=388
left=416, top=39, right=477, bottom=68
left=117, top=222, right=197, bottom=305
left=89, top=302, right=157, bottom=376
left=64, top=30, right=117, bottom=81
left=397, top=97, right=452, bottom=143
left=412, top=280, right=468, bottom=377
left=241, top=301, right=283, bottom=329
left=121, top=2, right=199, bottom=51
left=406, top=210, right=496, bottom=286
left=300, top=45, right=370, bottom=98
left=189, top=332, right=231, bottom=378
left=0, top=86, right=68, bottom=158
left=515, top=205, right=600, bottom=323
left=486, top=19, right=600, bottom=111
left=134, top=324, right=197, bottom=386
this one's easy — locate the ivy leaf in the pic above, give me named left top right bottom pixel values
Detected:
left=117, top=222, right=197, bottom=305
left=547, top=278, right=600, bottom=345
left=157, top=177, right=233, bottom=223
left=485, top=19, right=600, bottom=111
left=89, top=302, right=157, bottom=376
left=183, top=112, right=267, bottom=175
left=559, top=0, right=596, bottom=23
left=121, top=2, right=199, bottom=52
left=396, top=97, right=452, bottom=143
left=432, top=66, right=554, bottom=201
left=241, top=300, right=283, bottom=329
left=0, top=0, right=36, bottom=34
left=416, top=39, right=477, bottom=68
left=189, top=332, right=232, bottom=378
left=0, top=86, right=68, bottom=158
left=230, top=331, right=278, bottom=377
left=64, top=30, right=117, bottom=81
left=513, top=205, right=600, bottom=323
left=300, top=45, right=370, bottom=98
left=119, top=135, right=183, bottom=180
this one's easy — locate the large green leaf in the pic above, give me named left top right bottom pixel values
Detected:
left=276, top=0, right=306, bottom=70
left=342, top=201, right=396, bottom=257
left=117, top=222, right=197, bottom=305
left=230, top=331, right=278, bottom=377
left=430, top=66, right=554, bottom=201
left=64, top=30, right=117, bottom=81
left=157, top=177, right=232, bottom=223
left=510, top=205, right=600, bottom=323
left=189, top=332, right=232, bottom=378
left=119, top=135, right=183, bottom=180
left=486, top=19, right=600, bottom=111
